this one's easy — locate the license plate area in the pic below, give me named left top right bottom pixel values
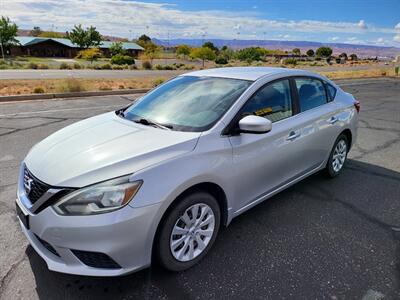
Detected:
left=16, top=202, right=30, bottom=230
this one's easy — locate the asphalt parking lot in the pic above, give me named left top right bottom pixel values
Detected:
left=0, top=77, right=399, bottom=299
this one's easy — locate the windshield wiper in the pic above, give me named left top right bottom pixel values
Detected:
left=133, top=118, right=173, bottom=130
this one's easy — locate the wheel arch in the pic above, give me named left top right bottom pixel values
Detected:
left=340, top=128, right=352, bottom=149
left=151, top=181, right=228, bottom=260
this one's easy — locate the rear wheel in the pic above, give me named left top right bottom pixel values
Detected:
left=156, top=191, right=220, bottom=271
left=325, top=134, right=349, bottom=178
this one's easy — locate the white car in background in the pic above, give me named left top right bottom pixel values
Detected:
left=16, top=67, right=359, bottom=276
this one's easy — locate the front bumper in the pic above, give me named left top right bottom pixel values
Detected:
left=16, top=195, right=163, bottom=276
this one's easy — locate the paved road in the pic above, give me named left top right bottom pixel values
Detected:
left=0, top=62, right=394, bottom=80
left=0, top=69, right=185, bottom=80
left=0, top=78, right=399, bottom=299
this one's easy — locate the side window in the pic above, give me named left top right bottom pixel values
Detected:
left=325, top=83, right=337, bottom=101
left=295, top=78, right=328, bottom=112
left=241, top=79, right=292, bottom=122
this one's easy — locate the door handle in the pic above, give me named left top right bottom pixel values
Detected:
left=286, top=131, right=300, bottom=141
left=328, top=116, right=338, bottom=124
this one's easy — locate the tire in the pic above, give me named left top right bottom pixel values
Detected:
left=325, top=134, right=349, bottom=178
left=156, top=191, right=221, bottom=272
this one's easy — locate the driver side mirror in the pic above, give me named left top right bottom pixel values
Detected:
left=238, top=115, right=272, bottom=134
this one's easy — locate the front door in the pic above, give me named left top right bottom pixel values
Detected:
left=228, top=78, right=306, bottom=213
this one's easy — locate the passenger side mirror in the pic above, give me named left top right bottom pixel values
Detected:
left=238, top=115, right=272, bottom=134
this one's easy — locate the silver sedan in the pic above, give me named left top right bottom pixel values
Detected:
left=16, top=67, right=359, bottom=276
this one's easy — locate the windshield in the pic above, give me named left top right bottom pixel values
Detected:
left=122, top=76, right=252, bottom=132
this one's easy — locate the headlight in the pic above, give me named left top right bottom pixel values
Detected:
left=53, top=176, right=142, bottom=216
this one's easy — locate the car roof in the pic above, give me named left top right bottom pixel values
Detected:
left=182, top=67, right=323, bottom=81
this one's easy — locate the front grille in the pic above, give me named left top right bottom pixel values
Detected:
left=35, top=235, right=60, bottom=257
left=23, top=166, right=50, bottom=204
left=72, top=250, right=121, bottom=269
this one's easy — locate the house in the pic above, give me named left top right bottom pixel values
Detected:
left=10, top=36, right=144, bottom=58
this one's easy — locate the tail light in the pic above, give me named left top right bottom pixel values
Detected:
left=354, top=100, right=360, bottom=113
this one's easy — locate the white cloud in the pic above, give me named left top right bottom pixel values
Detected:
left=394, top=34, right=400, bottom=42
left=329, top=36, right=339, bottom=41
left=1, top=0, right=398, bottom=45
left=395, top=23, right=400, bottom=30
left=358, top=20, right=367, bottom=29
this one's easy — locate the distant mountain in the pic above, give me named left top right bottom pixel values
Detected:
left=153, top=38, right=400, bottom=58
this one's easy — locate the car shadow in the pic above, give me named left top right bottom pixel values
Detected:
left=26, top=159, right=400, bottom=299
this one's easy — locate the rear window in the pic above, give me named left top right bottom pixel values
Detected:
left=325, top=83, right=337, bottom=101
left=295, top=78, right=328, bottom=112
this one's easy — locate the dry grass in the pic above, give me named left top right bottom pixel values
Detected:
left=0, top=68, right=397, bottom=96
left=320, top=68, right=395, bottom=79
left=0, top=76, right=171, bottom=96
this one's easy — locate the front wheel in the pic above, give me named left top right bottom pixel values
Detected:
left=156, top=191, right=220, bottom=271
left=325, top=134, right=349, bottom=178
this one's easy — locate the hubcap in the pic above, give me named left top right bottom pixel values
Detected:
left=170, top=203, right=215, bottom=262
left=332, top=139, right=347, bottom=172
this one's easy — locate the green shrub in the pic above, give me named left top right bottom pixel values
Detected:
left=395, top=66, right=399, bottom=76
left=33, top=87, right=45, bottom=93
left=142, top=60, right=152, bottom=69
left=100, top=63, right=112, bottom=70
left=215, top=57, right=228, bottom=64
left=153, top=78, right=165, bottom=87
left=155, top=64, right=163, bottom=70
left=111, top=54, right=135, bottom=65
left=183, top=65, right=195, bottom=70
left=112, top=65, right=124, bottom=70
left=27, top=62, right=38, bottom=69
left=163, top=65, right=176, bottom=70
left=59, top=62, right=71, bottom=69
left=283, top=58, right=297, bottom=65
left=37, top=64, right=49, bottom=69
left=73, top=63, right=82, bottom=69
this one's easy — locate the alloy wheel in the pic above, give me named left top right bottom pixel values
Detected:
left=170, top=203, right=215, bottom=262
left=332, top=139, right=347, bottom=172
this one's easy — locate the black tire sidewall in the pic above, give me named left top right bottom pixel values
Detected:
left=156, top=191, right=221, bottom=272
left=326, top=134, right=349, bottom=178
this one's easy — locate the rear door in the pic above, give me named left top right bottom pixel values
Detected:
left=292, top=76, right=341, bottom=169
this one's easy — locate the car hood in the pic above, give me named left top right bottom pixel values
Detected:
left=25, top=112, right=201, bottom=187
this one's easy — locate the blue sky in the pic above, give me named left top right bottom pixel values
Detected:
left=2, top=0, right=400, bottom=46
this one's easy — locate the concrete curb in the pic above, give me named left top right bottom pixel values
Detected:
left=0, top=88, right=150, bottom=103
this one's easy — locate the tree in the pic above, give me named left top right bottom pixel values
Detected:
left=68, top=24, right=102, bottom=48
left=292, top=48, right=301, bottom=56
left=109, top=41, right=126, bottom=56
left=220, top=46, right=235, bottom=60
left=236, top=47, right=266, bottom=62
left=176, top=44, right=191, bottom=58
left=0, top=16, right=18, bottom=60
left=136, top=34, right=151, bottom=48
left=30, top=26, right=42, bottom=37
left=349, top=53, right=358, bottom=61
left=190, top=47, right=216, bottom=68
left=306, top=49, right=315, bottom=57
left=316, top=46, right=333, bottom=58
left=339, top=52, right=348, bottom=60
left=202, top=41, right=218, bottom=53
left=142, top=43, right=161, bottom=63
